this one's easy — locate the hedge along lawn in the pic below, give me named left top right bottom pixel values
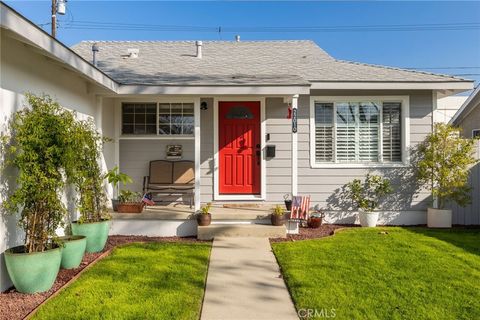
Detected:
left=272, top=227, right=480, bottom=320
left=33, top=242, right=211, bottom=320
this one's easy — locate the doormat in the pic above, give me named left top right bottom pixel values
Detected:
left=222, top=204, right=260, bottom=209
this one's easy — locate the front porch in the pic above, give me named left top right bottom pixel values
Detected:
left=100, top=92, right=303, bottom=213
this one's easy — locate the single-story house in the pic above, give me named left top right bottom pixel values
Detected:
left=0, top=2, right=477, bottom=289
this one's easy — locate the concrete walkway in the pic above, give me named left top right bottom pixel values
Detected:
left=201, top=237, right=298, bottom=320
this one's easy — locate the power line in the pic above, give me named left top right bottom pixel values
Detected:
left=404, top=66, right=480, bottom=70
left=54, top=21, right=480, bottom=33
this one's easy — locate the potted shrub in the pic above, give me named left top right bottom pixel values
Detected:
left=271, top=205, right=287, bottom=226
left=69, top=118, right=110, bottom=253
left=283, top=194, right=292, bottom=211
left=2, top=94, right=75, bottom=293
left=417, top=123, right=478, bottom=228
left=116, top=189, right=145, bottom=213
left=58, top=235, right=87, bottom=269
left=346, top=174, right=393, bottom=227
left=104, top=166, right=133, bottom=211
left=197, top=203, right=212, bottom=226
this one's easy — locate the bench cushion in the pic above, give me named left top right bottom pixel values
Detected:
left=149, top=161, right=173, bottom=184
left=173, top=161, right=194, bottom=184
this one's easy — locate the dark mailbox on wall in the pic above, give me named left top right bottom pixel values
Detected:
left=266, top=145, right=276, bottom=158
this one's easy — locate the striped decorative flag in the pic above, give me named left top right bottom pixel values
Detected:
left=290, top=195, right=310, bottom=220
left=142, top=193, right=155, bottom=206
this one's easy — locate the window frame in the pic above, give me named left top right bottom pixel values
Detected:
left=120, top=99, right=195, bottom=138
left=309, top=96, right=410, bottom=168
left=472, top=129, right=480, bottom=138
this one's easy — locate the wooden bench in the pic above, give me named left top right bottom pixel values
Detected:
left=143, top=160, right=194, bottom=208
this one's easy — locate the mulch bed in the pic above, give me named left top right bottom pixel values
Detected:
left=0, top=235, right=207, bottom=320
left=270, top=224, right=358, bottom=243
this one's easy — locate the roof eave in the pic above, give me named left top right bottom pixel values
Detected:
left=310, top=81, right=474, bottom=91
left=1, top=2, right=118, bottom=93
left=450, top=85, right=480, bottom=125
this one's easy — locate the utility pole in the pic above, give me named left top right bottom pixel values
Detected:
left=51, top=0, right=57, bottom=38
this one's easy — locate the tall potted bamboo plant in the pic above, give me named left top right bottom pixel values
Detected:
left=2, top=94, right=77, bottom=293
left=417, top=123, right=477, bottom=228
left=68, top=118, right=110, bottom=253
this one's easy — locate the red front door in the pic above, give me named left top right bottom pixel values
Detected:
left=219, top=101, right=261, bottom=194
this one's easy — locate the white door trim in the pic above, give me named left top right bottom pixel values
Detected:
left=213, top=97, right=266, bottom=201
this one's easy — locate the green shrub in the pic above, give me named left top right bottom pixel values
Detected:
left=346, top=174, right=393, bottom=212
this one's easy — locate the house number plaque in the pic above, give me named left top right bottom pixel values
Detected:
left=292, top=108, right=298, bottom=133
left=166, top=145, right=183, bottom=159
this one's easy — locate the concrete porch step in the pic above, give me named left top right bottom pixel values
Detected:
left=197, top=224, right=286, bottom=240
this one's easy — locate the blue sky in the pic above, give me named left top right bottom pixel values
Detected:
left=6, top=1, right=480, bottom=85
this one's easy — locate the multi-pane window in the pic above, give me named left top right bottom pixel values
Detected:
left=314, top=100, right=402, bottom=164
left=122, top=102, right=194, bottom=136
left=122, top=103, right=157, bottom=135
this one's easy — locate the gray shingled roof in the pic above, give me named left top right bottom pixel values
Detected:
left=71, top=40, right=468, bottom=86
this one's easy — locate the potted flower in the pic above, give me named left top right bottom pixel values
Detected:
left=417, top=123, right=478, bottom=228
left=2, top=94, right=74, bottom=293
left=307, top=209, right=325, bottom=229
left=284, top=194, right=292, bottom=211
left=116, top=189, right=145, bottom=213
left=197, top=203, right=212, bottom=226
left=104, top=166, right=133, bottom=211
left=271, top=205, right=287, bottom=226
left=69, top=118, right=110, bottom=253
left=346, top=174, right=393, bottom=227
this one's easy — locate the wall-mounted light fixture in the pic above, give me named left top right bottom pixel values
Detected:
left=200, top=101, right=208, bottom=110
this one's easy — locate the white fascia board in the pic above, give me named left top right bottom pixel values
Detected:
left=1, top=3, right=118, bottom=93
left=310, top=81, right=474, bottom=91
left=117, top=85, right=311, bottom=95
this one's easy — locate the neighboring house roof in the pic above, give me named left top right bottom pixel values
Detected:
left=450, top=85, right=480, bottom=125
left=72, top=40, right=471, bottom=86
left=0, top=2, right=117, bottom=92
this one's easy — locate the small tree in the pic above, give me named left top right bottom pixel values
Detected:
left=417, top=123, right=478, bottom=209
left=346, top=174, right=393, bottom=212
left=67, top=118, right=108, bottom=223
left=2, top=94, right=77, bottom=252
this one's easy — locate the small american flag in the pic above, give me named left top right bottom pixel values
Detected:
left=290, top=195, right=310, bottom=220
left=142, top=193, right=155, bottom=206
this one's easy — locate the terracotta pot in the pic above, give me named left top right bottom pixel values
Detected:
left=197, top=213, right=211, bottom=226
left=307, top=217, right=323, bottom=228
left=117, top=202, right=144, bottom=213
left=271, top=214, right=286, bottom=226
left=284, top=200, right=292, bottom=211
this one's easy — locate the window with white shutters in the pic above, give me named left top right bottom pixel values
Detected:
left=312, top=99, right=403, bottom=165
left=382, top=102, right=402, bottom=162
left=314, top=103, right=334, bottom=162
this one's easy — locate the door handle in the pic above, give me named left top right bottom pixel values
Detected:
left=256, top=144, right=261, bottom=149
left=256, top=150, right=261, bottom=157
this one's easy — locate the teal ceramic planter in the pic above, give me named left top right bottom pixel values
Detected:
left=71, top=220, right=110, bottom=253
left=59, top=235, right=87, bottom=269
left=4, top=246, right=61, bottom=294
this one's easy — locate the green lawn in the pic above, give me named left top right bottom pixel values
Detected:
left=33, top=242, right=211, bottom=320
left=272, top=227, right=480, bottom=320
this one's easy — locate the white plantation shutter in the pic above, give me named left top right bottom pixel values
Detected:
left=336, top=103, right=357, bottom=162
left=314, top=103, right=334, bottom=162
left=358, top=103, right=380, bottom=162
left=382, top=102, right=402, bottom=162
left=313, top=99, right=402, bottom=164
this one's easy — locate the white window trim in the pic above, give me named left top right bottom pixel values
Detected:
left=213, top=97, right=266, bottom=201
left=118, top=98, right=197, bottom=140
left=309, top=96, right=410, bottom=168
